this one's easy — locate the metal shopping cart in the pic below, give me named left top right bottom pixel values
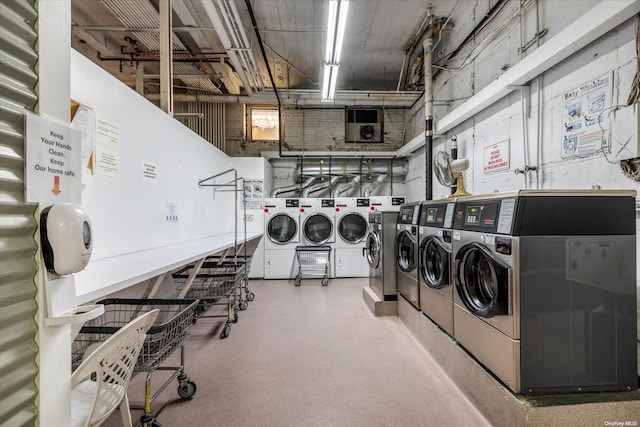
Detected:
left=294, top=245, right=332, bottom=286
left=172, top=260, right=244, bottom=338
left=72, top=298, right=199, bottom=427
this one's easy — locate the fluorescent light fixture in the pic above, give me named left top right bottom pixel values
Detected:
left=322, top=0, right=348, bottom=102
left=322, top=63, right=339, bottom=102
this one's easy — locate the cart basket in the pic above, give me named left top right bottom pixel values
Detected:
left=72, top=298, right=199, bottom=372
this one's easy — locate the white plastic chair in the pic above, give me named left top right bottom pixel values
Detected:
left=71, top=309, right=159, bottom=427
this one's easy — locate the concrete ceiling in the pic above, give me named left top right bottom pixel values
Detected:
left=71, top=0, right=461, bottom=105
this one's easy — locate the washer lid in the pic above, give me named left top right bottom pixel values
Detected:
left=267, top=213, right=298, bottom=244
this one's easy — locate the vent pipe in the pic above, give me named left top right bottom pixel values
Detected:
left=363, top=174, right=387, bottom=197
left=424, top=8, right=434, bottom=201
left=271, top=176, right=317, bottom=197
left=302, top=176, right=340, bottom=197
left=335, top=175, right=362, bottom=197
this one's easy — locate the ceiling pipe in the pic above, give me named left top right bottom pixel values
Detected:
left=243, top=0, right=296, bottom=158
left=201, top=0, right=253, bottom=95
left=227, top=0, right=264, bottom=90
left=423, top=8, right=435, bottom=201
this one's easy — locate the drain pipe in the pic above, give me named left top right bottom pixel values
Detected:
left=423, top=8, right=434, bottom=201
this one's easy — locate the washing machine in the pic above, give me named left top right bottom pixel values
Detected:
left=452, top=190, right=637, bottom=394
left=299, top=198, right=336, bottom=278
left=334, top=197, right=372, bottom=277
left=418, top=199, right=456, bottom=335
left=396, top=202, right=422, bottom=309
left=367, top=210, right=399, bottom=301
left=263, top=198, right=300, bottom=279
left=369, top=196, right=406, bottom=211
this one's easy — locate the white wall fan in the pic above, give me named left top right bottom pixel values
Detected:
left=433, top=151, right=471, bottom=197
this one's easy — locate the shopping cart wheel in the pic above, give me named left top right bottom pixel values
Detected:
left=178, top=380, right=197, bottom=399
left=294, top=276, right=301, bottom=286
left=321, top=278, right=329, bottom=286
left=221, top=323, right=231, bottom=338
left=246, top=291, right=255, bottom=301
left=233, top=309, right=239, bottom=323
left=239, top=300, right=248, bottom=311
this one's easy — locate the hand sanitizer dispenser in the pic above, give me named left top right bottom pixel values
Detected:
left=40, top=203, right=92, bottom=276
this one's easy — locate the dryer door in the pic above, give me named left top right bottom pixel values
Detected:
left=454, top=243, right=510, bottom=317
left=420, top=236, right=450, bottom=289
left=338, top=213, right=368, bottom=244
left=267, top=213, right=298, bottom=244
left=365, top=231, right=381, bottom=269
left=396, top=230, right=417, bottom=272
left=303, top=213, right=333, bottom=244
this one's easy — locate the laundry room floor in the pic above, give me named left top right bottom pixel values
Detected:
left=101, top=277, right=490, bottom=427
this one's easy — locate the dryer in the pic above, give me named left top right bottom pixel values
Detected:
left=396, top=202, right=421, bottom=309
left=452, top=190, right=637, bottom=394
left=418, top=199, right=456, bottom=335
left=299, top=198, right=336, bottom=278
left=263, top=198, right=300, bottom=279
left=367, top=210, right=399, bottom=301
left=334, top=197, right=372, bottom=277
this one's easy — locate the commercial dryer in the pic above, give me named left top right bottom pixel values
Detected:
left=418, top=199, right=456, bottom=335
left=299, top=198, right=336, bottom=277
left=396, top=202, right=422, bottom=309
left=452, top=190, right=637, bottom=393
left=334, top=197, right=372, bottom=277
left=263, top=198, right=300, bottom=279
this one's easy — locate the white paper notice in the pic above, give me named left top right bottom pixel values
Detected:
left=143, top=161, right=158, bottom=183
left=25, top=111, right=82, bottom=204
left=71, top=104, right=96, bottom=184
left=95, top=115, right=120, bottom=177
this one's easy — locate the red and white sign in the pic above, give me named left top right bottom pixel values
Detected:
left=483, top=140, right=510, bottom=174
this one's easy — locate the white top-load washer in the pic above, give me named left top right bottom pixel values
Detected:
left=263, top=198, right=300, bottom=279
left=299, top=198, right=336, bottom=278
left=333, top=197, right=373, bottom=277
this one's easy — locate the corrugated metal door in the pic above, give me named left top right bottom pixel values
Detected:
left=0, top=0, right=40, bottom=425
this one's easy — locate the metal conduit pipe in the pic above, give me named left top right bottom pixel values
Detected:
left=227, top=0, right=264, bottom=90
left=424, top=9, right=435, bottom=201
left=302, top=176, right=340, bottom=197
left=363, top=174, right=387, bottom=197
left=271, top=176, right=317, bottom=197
left=201, top=1, right=254, bottom=95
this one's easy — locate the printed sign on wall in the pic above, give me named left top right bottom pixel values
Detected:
left=483, top=140, right=510, bottom=174
left=25, top=111, right=82, bottom=204
left=561, top=72, right=612, bottom=159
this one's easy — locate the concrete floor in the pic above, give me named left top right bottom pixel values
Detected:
left=105, top=277, right=490, bottom=427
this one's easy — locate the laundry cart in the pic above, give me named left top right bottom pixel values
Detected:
left=72, top=298, right=199, bottom=427
left=294, top=245, right=332, bottom=286
left=172, top=260, right=244, bottom=338
left=206, top=254, right=255, bottom=306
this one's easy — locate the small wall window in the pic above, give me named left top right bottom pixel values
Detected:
left=249, top=107, right=279, bottom=141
